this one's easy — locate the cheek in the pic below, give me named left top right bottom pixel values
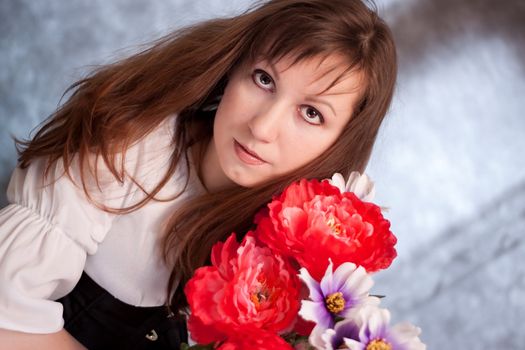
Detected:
left=215, top=87, right=250, bottom=127
left=213, top=95, right=237, bottom=136
left=280, top=131, right=337, bottom=168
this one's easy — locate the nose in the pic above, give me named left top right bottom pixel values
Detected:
left=248, top=100, right=287, bottom=143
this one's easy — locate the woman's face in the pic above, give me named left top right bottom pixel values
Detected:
left=202, top=53, right=364, bottom=190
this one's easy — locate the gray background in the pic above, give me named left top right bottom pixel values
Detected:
left=1, top=0, right=524, bottom=348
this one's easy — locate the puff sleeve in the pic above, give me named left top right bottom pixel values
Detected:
left=0, top=117, right=176, bottom=333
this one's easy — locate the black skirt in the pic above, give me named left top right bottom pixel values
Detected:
left=56, top=272, right=188, bottom=350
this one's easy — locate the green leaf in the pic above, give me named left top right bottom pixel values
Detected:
left=334, top=316, right=345, bottom=323
left=370, top=294, right=386, bottom=299
left=281, top=332, right=313, bottom=346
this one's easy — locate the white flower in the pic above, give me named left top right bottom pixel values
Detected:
left=328, top=172, right=375, bottom=202
left=310, top=305, right=426, bottom=350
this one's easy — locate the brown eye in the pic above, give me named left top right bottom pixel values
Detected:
left=299, top=105, right=324, bottom=125
left=253, top=69, right=275, bottom=90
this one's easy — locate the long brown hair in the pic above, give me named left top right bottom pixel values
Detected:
left=16, top=0, right=397, bottom=313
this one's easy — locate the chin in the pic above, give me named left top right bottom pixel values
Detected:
left=228, top=175, right=257, bottom=188
left=226, top=170, right=264, bottom=189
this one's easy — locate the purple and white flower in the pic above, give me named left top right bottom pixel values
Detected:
left=310, top=305, right=426, bottom=350
left=298, top=260, right=376, bottom=331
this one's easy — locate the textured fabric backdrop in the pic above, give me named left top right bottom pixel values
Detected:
left=1, top=0, right=524, bottom=348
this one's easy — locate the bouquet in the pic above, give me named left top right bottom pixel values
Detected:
left=181, top=172, right=426, bottom=350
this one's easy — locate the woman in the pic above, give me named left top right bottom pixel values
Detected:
left=0, top=0, right=397, bottom=348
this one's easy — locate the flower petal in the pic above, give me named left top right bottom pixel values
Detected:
left=299, top=267, right=323, bottom=301
left=366, top=307, right=390, bottom=340
left=328, top=173, right=346, bottom=193
left=309, top=325, right=336, bottom=350
left=340, top=265, right=374, bottom=300
left=331, top=262, right=358, bottom=292
left=346, top=172, right=375, bottom=202
left=320, top=259, right=335, bottom=295
left=391, top=322, right=426, bottom=350
left=299, top=300, right=333, bottom=329
left=341, top=296, right=380, bottom=319
left=343, top=338, right=366, bottom=350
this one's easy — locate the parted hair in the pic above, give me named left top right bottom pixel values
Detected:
left=16, top=0, right=397, bottom=313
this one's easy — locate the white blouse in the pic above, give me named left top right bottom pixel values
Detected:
left=0, top=115, right=206, bottom=333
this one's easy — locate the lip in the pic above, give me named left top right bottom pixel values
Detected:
left=234, top=139, right=267, bottom=165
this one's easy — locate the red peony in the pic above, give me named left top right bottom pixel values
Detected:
left=255, top=178, right=397, bottom=280
left=185, top=232, right=302, bottom=344
left=217, top=330, right=293, bottom=350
